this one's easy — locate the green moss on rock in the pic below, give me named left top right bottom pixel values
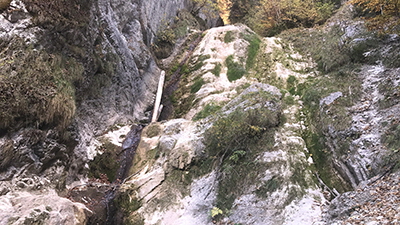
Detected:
left=146, top=124, right=161, bottom=138
left=225, top=55, right=246, bottom=82
left=0, top=39, right=83, bottom=131
left=88, top=141, right=120, bottom=182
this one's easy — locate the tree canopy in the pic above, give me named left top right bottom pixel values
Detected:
left=350, top=0, right=400, bottom=33
left=229, top=0, right=337, bottom=36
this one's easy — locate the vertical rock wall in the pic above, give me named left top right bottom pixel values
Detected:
left=71, top=0, right=219, bottom=181
left=0, top=0, right=221, bottom=224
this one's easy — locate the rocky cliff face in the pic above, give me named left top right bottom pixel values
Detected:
left=0, top=1, right=399, bottom=225
left=0, top=0, right=221, bottom=224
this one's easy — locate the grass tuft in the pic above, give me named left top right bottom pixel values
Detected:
left=211, top=63, right=222, bottom=76
left=225, top=55, right=246, bottom=82
left=224, top=31, right=235, bottom=43
left=193, top=103, right=222, bottom=121
left=244, top=34, right=262, bottom=69
left=190, top=77, right=205, bottom=93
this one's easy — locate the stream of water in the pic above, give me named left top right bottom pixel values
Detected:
left=67, top=124, right=143, bottom=225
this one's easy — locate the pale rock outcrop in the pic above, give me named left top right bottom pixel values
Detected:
left=0, top=190, right=88, bottom=225
left=121, top=25, right=327, bottom=224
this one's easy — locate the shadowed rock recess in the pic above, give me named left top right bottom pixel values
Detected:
left=0, top=0, right=399, bottom=225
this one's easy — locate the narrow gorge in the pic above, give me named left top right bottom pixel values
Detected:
left=0, top=0, right=399, bottom=225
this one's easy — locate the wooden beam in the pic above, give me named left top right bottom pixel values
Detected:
left=152, top=71, right=165, bottom=122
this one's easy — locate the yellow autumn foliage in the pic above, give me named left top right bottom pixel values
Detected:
left=350, top=0, right=400, bottom=33
left=229, top=0, right=335, bottom=36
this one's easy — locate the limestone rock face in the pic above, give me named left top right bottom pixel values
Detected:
left=0, top=191, right=88, bottom=225
left=71, top=0, right=222, bottom=182
left=118, top=24, right=327, bottom=224
left=313, top=8, right=400, bottom=190
left=117, top=17, right=400, bottom=224
left=1, top=0, right=399, bottom=224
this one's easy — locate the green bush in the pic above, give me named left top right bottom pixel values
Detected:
left=203, top=94, right=281, bottom=211
left=88, top=141, right=119, bottom=182
left=284, top=95, right=295, bottom=105
left=205, top=107, right=279, bottom=159
left=228, top=150, right=246, bottom=163
left=286, top=75, right=298, bottom=95
left=224, top=31, right=235, bottom=43
left=211, top=63, right=222, bottom=76
left=190, top=77, right=205, bottom=93
left=190, top=55, right=211, bottom=72
left=193, top=103, right=222, bottom=121
left=225, top=55, right=246, bottom=81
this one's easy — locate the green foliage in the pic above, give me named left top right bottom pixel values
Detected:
left=0, top=39, right=83, bottom=131
left=114, top=188, right=141, bottom=213
left=244, top=34, right=262, bottom=69
left=189, top=0, right=219, bottom=15
left=146, top=124, right=161, bottom=138
left=225, top=55, right=246, bottom=81
left=193, top=103, right=222, bottom=121
left=228, top=150, right=247, bottom=163
left=303, top=133, right=351, bottom=193
left=190, top=55, right=211, bottom=72
left=203, top=91, right=280, bottom=211
left=286, top=75, right=298, bottom=95
left=157, top=29, right=177, bottom=45
left=114, top=188, right=144, bottom=225
left=86, top=52, right=119, bottom=99
left=153, top=28, right=176, bottom=58
left=350, top=0, right=400, bottom=34
left=88, top=141, right=120, bottom=182
left=205, top=108, right=278, bottom=158
left=191, top=77, right=205, bottom=93
left=229, top=0, right=337, bottom=36
left=278, top=27, right=366, bottom=193
left=299, top=68, right=362, bottom=193
left=224, top=31, right=235, bottom=43
left=172, top=92, right=196, bottom=118
left=284, top=95, right=295, bottom=105
left=152, top=11, right=201, bottom=59
left=211, top=63, right=222, bottom=76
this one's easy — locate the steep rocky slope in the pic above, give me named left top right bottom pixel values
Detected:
left=107, top=5, right=399, bottom=225
left=110, top=24, right=327, bottom=224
